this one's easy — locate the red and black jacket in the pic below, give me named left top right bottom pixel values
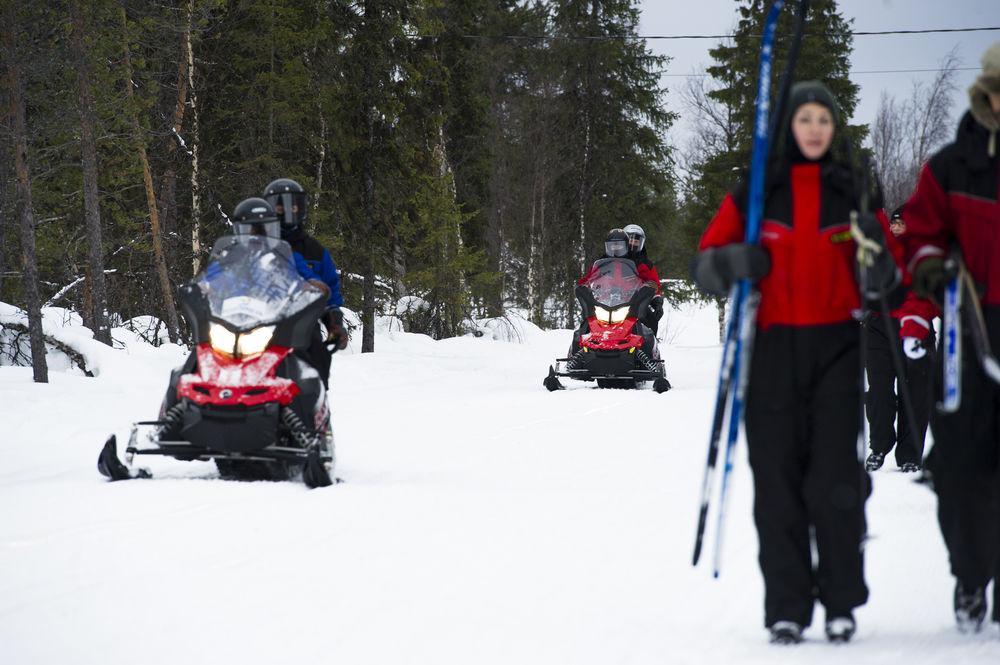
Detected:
left=699, top=160, right=901, bottom=330
left=579, top=258, right=661, bottom=294
left=903, top=111, right=1000, bottom=305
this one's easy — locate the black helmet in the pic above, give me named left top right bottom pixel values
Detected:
left=263, top=178, right=307, bottom=235
left=604, top=229, right=629, bottom=258
left=231, top=197, right=280, bottom=239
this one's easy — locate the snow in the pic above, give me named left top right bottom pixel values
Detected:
left=1, top=300, right=998, bottom=664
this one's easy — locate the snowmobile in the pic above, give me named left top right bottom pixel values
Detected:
left=544, top=257, right=671, bottom=393
left=98, top=234, right=335, bottom=488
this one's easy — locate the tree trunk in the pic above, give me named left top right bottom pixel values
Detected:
left=186, top=0, right=202, bottom=276
left=121, top=7, right=180, bottom=342
left=70, top=0, right=111, bottom=345
left=360, top=6, right=376, bottom=354
left=158, top=0, right=191, bottom=271
left=361, top=103, right=376, bottom=353
left=4, top=12, right=48, bottom=382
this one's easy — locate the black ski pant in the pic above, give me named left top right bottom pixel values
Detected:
left=865, top=316, right=935, bottom=465
left=298, top=324, right=332, bottom=390
left=745, top=322, right=870, bottom=628
left=928, top=307, right=1000, bottom=621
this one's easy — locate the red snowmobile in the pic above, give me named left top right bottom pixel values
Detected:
left=544, top=257, right=671, bottom=392
left=98, top=234, right=335, bottom=488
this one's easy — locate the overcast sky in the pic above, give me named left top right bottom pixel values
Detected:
left=638, top=0, right=1000, bottom=151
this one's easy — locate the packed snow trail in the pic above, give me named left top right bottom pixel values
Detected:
left=1, top=304, right=998, bottom=664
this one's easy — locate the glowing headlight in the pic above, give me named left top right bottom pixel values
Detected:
left=593, top=306, right=610, bottom=323
left=209, top=323, right=237, bottom=356
left=609, top=306, right=629, bottom=324
left=237, top=325, right=275, bottom=358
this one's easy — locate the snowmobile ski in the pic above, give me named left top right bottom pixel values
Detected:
left=97, top=435, right=151, bottom=481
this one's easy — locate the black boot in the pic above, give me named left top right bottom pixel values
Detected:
left=865, top=451, right=885, bottom=472
left=954, top=582, right=987, bottom=633
left=769, top=621, right=804, bottom=645
left=825, top=613, right=856, bottom=643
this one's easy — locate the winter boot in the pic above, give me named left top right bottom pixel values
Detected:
left=899, top=462, right=921, bottom=473
left=954, top=583, right=987, bottom=633
left=769, top=621, right=804, bottom=645
left=825, top=613, right=856, bottom=643
left=865, top=451, right=885, bottom=472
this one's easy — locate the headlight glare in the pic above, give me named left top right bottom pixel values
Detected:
left=609, top=306, right=629, bottom=324
left=237, top=325, right=275, bottom=358
left=593, top=306, right=610, bottom=323
left=209, top=323, right=237, bottom=356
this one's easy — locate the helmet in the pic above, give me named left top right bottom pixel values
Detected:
left=623, top=224, right=645, bottom=252
left=263, top=178, right=307, bottom=235
left=231, top=197, right=280, bottom=238
left=604, top=229, right=629, bottom=258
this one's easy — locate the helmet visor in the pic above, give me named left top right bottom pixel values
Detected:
left=605, top=239, right=628, bottom=258
left=626, top=231, right=645, bottom=252
left=265, top=192, right=307, bottom=229
left=234, top=219, right=280, bottom=239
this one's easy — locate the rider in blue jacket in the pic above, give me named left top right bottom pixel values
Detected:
left=264, top=178, right=347, bottom=387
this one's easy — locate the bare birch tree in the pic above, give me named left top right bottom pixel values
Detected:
left=871, top=48, right=961, bottom=212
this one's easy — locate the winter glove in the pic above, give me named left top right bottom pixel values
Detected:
left=691, top=244, right=771, bottom=298
left=851, top=212, right=900, bottom=300
left=903, top=337, right=927, bottom=360
left=325, top=308, right=348, bottom=352
left=911, top=256, right=947, bottom=302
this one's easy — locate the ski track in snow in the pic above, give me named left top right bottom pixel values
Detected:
left=1, top=304, right=998, bottom=664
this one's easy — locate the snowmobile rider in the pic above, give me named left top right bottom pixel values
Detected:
left=263, top=178, right=347, bottom=388
left=622, top=223, right=664, bottom=334
left=574, top=229, right=660, bottom=336
left=692, top=81, right=905, bottom=645
left=900, top=41, right=1000, bottom=635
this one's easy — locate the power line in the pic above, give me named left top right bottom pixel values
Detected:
left=455, top=26, right=1000, bottom=42
left=660, top=66, right=980, bottom=78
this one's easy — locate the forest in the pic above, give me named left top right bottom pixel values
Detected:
left=0, top=0, right=952, bottom=363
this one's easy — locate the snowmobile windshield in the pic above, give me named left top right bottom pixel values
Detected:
left=582, top=258, right=643, bottom=308
left=196, top=235, right=324, bottom=331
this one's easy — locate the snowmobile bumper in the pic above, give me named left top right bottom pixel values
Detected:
left=552, top=349, right=664, bottom=382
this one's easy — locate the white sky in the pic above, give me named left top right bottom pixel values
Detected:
left=639, top=0, right=1000, bottom=150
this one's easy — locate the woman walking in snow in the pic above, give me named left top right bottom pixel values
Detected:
left=692, top=81, right=904, bottom=644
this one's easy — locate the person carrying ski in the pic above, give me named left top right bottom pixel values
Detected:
left=864, top=208, right=938, bottom=474
left=263, top=178, right=347, bottom=388
left=900, top=42, right=1000, bottom=634
left=691, top=81, right=904, bottom=644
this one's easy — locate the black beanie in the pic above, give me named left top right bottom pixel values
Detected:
left=786, top=81, right=840, bottom=124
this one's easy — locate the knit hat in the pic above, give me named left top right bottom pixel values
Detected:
left=786, top=81, right=840, bottom=124
left=969, top=42, right=1000, bottom=156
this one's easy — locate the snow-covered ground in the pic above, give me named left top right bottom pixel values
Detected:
left=1, top=302, right=998, bottom=664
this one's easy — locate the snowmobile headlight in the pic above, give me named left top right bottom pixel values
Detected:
left=237, top=325, right=275, bottom=358
left=209, top=323, right=237, bottom=356
left=609, top=306, right=629, bottom=324
left=593, top=306, right=611, bottom=323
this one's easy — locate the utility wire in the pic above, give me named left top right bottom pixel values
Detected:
left=661, top=66, right=981, bottom=78
left=454, top=26, right=1000, bottom=42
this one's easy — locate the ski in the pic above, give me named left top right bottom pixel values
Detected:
left=939, top=268, right=962, bottom=413
left=691, top=0, right=810, bottom=576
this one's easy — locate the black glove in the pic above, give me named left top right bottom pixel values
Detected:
left=325, top=308, right=348, bottom=352
left=911, top=256, right=946, bottom=302
left=691, top=244, right=771, bottom=297
left=851, top=212, right=900, bottom=299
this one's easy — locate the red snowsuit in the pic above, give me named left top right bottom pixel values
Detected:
left=698, top=159, right=904, bottom=628
left=902, top=109, right=1000, bottom=620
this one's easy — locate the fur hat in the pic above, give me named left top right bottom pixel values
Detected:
left=969, top=42, right=1000, bottom=156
